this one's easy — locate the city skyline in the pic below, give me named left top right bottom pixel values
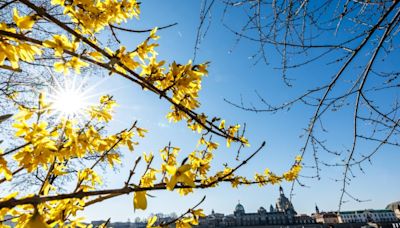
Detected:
left=86, top=186, right=398, bottom=223
left=87, top=187, right=399, bottom=227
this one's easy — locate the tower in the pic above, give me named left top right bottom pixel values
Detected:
left=315, top=204, right=320, bottom=214
left=275, top=186, right=297, bottom=215
left=279, top=186, right=284, bottom=195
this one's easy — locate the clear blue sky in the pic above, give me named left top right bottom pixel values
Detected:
left=81, top=0, right=400, bottom=222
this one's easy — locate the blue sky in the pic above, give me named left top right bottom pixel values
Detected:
left=81, top=0, right=400, bottom=222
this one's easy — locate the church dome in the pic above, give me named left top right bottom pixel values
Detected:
left=386, top=201, right=400, bottom=211
left=235, top=203, right=245, bottom=213
left=258, top=207, right=267, bottom=214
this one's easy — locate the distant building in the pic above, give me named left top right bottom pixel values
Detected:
left=338, top=209, right=398, bottom=223
left=312, top=205, right=340, bottom=225
left=88, top=197, right=400, bottom=228
left=313, top=212, right=339, bottom=225
left=91, top=219, right=145, bottom=228
left=91, top=220, right=108, bottom=226
left=386, top=201, right=400, bottom=219
left=198, top=186, right=316, bottom=227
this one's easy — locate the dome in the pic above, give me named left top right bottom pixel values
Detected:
left=258, top=207, right=267, bottom=214
left=235, top=203, right=245, bottom=212
left=386, top=201, right=400, bottom=211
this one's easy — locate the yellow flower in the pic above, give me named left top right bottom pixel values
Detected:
left=0, top=152, right=12, bottom=181
left=230, top=177, right=240, bottom=188
left=88, top=51, right=104, bottom=62
left=219, top=120, right=225, bottom=129
left=140, top=169, right=157, bottom=188
left=13, top=107, right=33, bottom=122
left=13, top=8, right=35, bottom=30
left=133, top=191, right=147, bottom=210
left=191, top=209, right=205, bottom=223
left=54, top=61, right=69, bottom=75
left=166, top=164, right=195, bottom=190
left=254, top=173, right=267, bottom=186
left=0, top=41, right=19, bottom=68
left=120, top=131, right=135, bottom=151
left=78, top=168, right=102, bottom=189
left=143, top=152, right=153, bottom=163
left=226, top=124, right=240, bottom=147
left=146, top=216, right=160, bottom=228
left=54, top=57, right=88, bottom=74
left=0, top=192, right=18, bottom=203
left=17, top=43, right=42, bottom=62
left=43, top=35, right=74, bottom=56
left=106, top=153, right=121, bottom=167
left=136, top=127, right=148, bottom=138
left=176, top=217, right=194, bottom=228
left=283, top=164, right=302, bottom=181
left=268, top=173, right=281, bottom=185
left=12, top=121, right=30, bottom=137
left=68, top=57, right=89, bottom=74
left=50, top=0, right=65, bottom=5
left=149, top=27, right=160, bottom=40
left=25, top=211, right=50, bottom=228
left=239, top=136, right=250, bottom=147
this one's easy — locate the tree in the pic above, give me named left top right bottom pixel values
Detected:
left=195, top=0, right=400, bottom=209
left=0, top=0, right=301, bottom=227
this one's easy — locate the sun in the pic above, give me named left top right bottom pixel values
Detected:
left=46, top=73, right=91, bottom=119
left=44, top=69, right=117, bottom=121
left=51, top=87, right=86, bottom=117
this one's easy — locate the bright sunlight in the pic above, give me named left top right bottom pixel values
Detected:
left=46, top=73, right=91, bottom=119
left=51, top=89, right=85, bottom=117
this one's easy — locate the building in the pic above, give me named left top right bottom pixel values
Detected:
left=337, top=209, right=398, bottom=223
left=198, top=186, right=316, bottom=227
left=312, top=205, right=340, bottom=225
left=386, top=201, right=400, bottom=219
left=313, top=212, right=339, bottom=225
left=198, top=209, right=225, bottom=227
left=91, top=219, right=146, bottom=228
left=88, top=196, right=400, bottom=227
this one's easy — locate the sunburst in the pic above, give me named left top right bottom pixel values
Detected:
left=45, top=71, right=93, bottom=121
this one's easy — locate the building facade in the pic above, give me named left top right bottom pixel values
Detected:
left=386, top=201, right=400, bottom=220
left=337, top=209, right=398, bottom=223
left=198, top=186, right=316, bottom=227
left=312, top=205, right=340, bottom=225
left=313, top=212, right=340, bottom=225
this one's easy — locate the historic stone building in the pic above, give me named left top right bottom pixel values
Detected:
left=386, top=201, right=400, bottom=219
left=337, top=209, right=397, bottom=223
left=198, top=186, right=316, bottom=227
left=310, top=204, right=400, bottom=228
left=312, top=205, right=340, bottom=225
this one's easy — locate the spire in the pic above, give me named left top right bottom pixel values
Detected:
left=315, top=204, right=320, bottom=214
left=270, top=204, right=274, bottom=212
left=279, top=186, right=284, bottom=195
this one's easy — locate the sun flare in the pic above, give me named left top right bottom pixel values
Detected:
left=46, top=73, right=91, bottom=119
left=51, top=88, right=86, bottom=117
